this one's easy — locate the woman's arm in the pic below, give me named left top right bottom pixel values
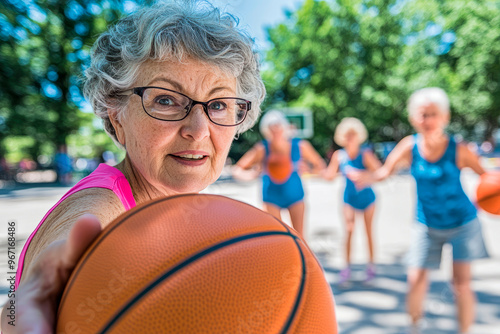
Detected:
left=299, top=140, right=326, bottom=174
left=350, top=136, right=414, bottom=187
left=232, top=143, right=266, bottom=181
left=456, top=142, right=486, bottom=175
left=362, top=149, right=383, bottom=172
left=1, top=216, right=101, bottom=334
left=323, top=150, right=341, bottom=181
left=1, top=189, right=124, bottom=333
left=21, top=188, right=125, bottom=281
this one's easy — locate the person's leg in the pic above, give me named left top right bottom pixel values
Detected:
left=287, top=200, right=305, bottom=236
left=452, top=262, right=475, bottom=334
left=337, top=204, right=356, bottom=284
left=407, top=268, right=429, bottom=325
left=363, top=204, right=376, bottom=264
left=363, top=203, right=376, bottom=281
left=343, top=204, right=356, bottom=266
left=406, top=223, right=444, bottom=328
left=263, top=202, right=282, bottom=221
left=449, top=218, right=489, bottom=333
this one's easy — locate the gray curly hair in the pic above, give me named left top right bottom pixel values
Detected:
left=83, top=0, right=266, bottom=145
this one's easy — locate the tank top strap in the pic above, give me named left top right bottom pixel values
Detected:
left=444, top=135, right=457, bottom=163
left=411, top=134, right=420, bottom=160
left=262, top=139, right=270, bottom=156
left=337, top=149, right=350, bottom=174
left=290, top=138, right=301, bottom=163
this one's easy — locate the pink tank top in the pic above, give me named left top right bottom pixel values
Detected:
left=15, top=164, right=136, bottom=289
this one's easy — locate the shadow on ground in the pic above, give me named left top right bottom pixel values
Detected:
left=318, top=259, right=500, bottom=334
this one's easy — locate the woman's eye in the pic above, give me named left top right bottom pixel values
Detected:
left=209, top=101, right=227, bottom=111
left=155, top=96, right=176, bottom=106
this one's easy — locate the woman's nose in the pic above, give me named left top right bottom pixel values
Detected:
left=180, top=104, right=211, bottom=141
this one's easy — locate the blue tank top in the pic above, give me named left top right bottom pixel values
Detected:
left=261, top=138, right=304, bottom=209
left=338, top=148, right=368, bottom=176
left=338, top=148, right=376, bottom=208
left=411, top=134, right=476, bottom=229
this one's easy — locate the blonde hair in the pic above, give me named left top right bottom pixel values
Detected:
left=259, top=110, right=290, bottom=139
left=407, top=87, right=450, bottom=118
left=334, top=117, right=368, bottom=147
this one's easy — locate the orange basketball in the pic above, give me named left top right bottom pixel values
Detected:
left=56, top=194, right=337, bottom=333
left=267, top=154, right=293, bottom=184
left=476, top=172, right=500, bottom=215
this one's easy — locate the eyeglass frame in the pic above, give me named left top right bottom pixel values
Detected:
left=116, top=86, right=252, bottom=127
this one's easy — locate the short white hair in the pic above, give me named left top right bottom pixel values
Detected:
left=259, top=110, right=290, bottom=139
left=334, top=117, right=368, bottom=147
left=407, top=87, right=450, bottom=117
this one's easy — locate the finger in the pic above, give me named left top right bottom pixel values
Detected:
left=63, top=214, right=102, bottom=268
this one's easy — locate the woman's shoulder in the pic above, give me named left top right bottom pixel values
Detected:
left=57, top=187, right=126, bottom=226
left=395, top=135, right=416, bottom=151
left=36, top=188, right=125, bottom=245
left=22, top=187, right=125, bottom=278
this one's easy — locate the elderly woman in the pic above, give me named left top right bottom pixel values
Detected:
left=351, top=88, right=489, bottom=333
left=233, top=110, right=325, bottom=237
left=323, top=117, right=382, bottom=285
left=0, top=1, right=265, bottom=332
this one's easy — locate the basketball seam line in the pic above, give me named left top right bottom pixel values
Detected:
left=99, top=230, right=299, bottom=333
left=58, top=193, right=290, bottom=314
left=280, top=236, right=307, bottom=334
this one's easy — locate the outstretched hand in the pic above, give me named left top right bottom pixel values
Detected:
left=1, top=215, right=101, bottom=334
left=231, top=165, right=261, bottom=182
left=346, top=169, right=376, bottom=190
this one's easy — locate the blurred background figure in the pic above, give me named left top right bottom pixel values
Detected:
left=233, top=110, right=325, bottom=237
left=54, top=144, right=73, bottom=185
left=323, top=117, right=382, bottom=285
left=351, top=87, right=489, bottom=334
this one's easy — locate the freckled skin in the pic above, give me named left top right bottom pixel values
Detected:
left=110, top=58, right=238, bottom=196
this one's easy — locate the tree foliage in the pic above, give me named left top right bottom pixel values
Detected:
left=400, top=0, right=500, bottom=139
left=0, top=0, right=126, bottom=161
left=262, top=0, right=500, bottom=155
left=1, top=0, right=499, bottom=162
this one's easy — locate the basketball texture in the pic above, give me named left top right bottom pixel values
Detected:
left=56, top=194, right=337, bottom=333
left=476, top=172, right=500, bottom=215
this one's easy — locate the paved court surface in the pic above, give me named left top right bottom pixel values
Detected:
left=1, top=171, right=499, bottom=333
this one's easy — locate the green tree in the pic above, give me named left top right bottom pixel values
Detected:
left=0, top=0, right=126, bottom=162
left=261, top=0, right=500, bottom=156
left=400, top=0, right=500, bottom=141
left=263, top=0, right=407, bottom=155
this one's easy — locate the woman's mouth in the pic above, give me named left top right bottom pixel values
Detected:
left=176, top=153, right=205, bottom=160
left=169, top=152, right=209, bottom=166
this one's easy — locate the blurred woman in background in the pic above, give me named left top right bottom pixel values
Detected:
left=323, top=117, right=381, bottom=284
left=233, top=110, right=325, bottom=237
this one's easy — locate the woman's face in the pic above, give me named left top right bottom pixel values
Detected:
left=269, top=123, right=286, bottom=140
left=343, top=129, right=359, bottom=147
left=410, top=102, right=449, bottom=135
left=110, top=57, right=238, bottom=195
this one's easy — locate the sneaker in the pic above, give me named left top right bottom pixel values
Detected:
left=364, top=264, right=376, bottom=283
left=408, top=319, right=425, bottom=334
left=338, top=268, right=351, bottom=285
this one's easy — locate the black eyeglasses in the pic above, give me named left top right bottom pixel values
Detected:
left=117, top=86, right=251, bottom=126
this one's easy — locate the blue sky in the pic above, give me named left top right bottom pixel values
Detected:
left=211, top=0, right=304, bottom=52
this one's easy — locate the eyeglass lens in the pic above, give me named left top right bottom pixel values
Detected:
left=141, top=88, right=248, bottom=125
